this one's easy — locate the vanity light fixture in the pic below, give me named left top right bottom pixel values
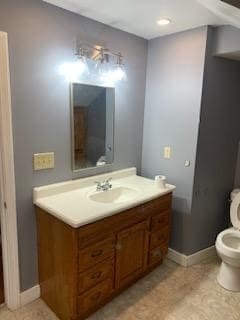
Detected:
left=112, top=53, right=126, bottom=81
left=157, top=18, right=171, bottom=26
left=78, top=43, right=126, bottom=85
left=59, top=47, right=89, bottom=82
left=100, top=53, right=126, bottom=85
left=59, top=42, right=126, bottom=84
left=76, top=47, right=89, bottom=72
left=94, top=47, right=111, bottom=78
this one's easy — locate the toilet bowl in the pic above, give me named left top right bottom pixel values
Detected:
left=216, top=191, right=240, bottom=291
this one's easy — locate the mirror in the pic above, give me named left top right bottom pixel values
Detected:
left=71, top=83, right=115, bottom=171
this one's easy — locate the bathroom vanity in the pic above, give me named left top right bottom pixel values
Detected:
left=34, top=168, right=175, bottom=320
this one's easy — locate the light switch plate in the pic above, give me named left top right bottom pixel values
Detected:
left=164, top=147, right=171, bottom=159
left=33, top=152, right=55, bottom=170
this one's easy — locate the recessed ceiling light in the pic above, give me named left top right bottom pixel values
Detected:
left=157, top=18, right=171, bottom=26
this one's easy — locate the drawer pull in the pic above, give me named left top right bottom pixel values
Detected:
left=153, top=249, right=162, bottom=258
left=91, top=250, right=103, bottom=258
left=158, top=235, right=164, bottom=241
left=157, top=217, right=165, bottom=224
left=91, top=271, right=102, bottom=280
left=91, top=291, right=102, bottom=301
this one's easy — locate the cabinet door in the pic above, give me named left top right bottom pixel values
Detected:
left=115, top=220, right=149, bottom=289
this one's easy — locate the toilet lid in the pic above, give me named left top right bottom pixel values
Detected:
left=230, top=192, right=240, bottom=229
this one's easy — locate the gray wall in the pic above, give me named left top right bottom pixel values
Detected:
left=190, top=27, right=240, bottom=254
left=141, top=27, right=208, bottom=254
left=0, top=0, right=147, bottom=291
left=234, top=143, right=240, bottom=187
left=142, top=25, right=240, bottom=256
left=213, top=25, right=240, bottom=59
left=213, top=25, right=240, bottom=189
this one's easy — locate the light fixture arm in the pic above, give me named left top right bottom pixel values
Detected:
left=76, top=42, right=124, bottom=65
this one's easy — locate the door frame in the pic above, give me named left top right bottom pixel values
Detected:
left=0, top=31, right=21, bottom=309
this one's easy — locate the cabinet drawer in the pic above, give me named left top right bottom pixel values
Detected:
left=78, top=237, right=115, bottom=272
left=78, top=278, right=113, bottom=316
left=78, top=259, right=114, bottom=294
left=146, top=194, right=172, bottom=215
left=150, top=227, right=170, bottom=250
left=149, top=244, right=168, bottom=266
left=151, top=211, right=170, bottom=231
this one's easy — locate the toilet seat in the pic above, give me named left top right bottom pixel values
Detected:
left=230, top=192, right=240, bottom=230
left=216, top=228, right=240, bottom=259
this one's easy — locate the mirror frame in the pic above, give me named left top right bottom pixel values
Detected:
left=70, top=82, right=115, bottom=172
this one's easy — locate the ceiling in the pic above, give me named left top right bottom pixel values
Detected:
left=43, top=0, right=240, bottom=39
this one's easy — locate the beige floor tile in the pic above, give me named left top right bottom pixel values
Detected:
left=0, top=306, right=16, bottom=320
left=13, top=300, right=58, bottom=320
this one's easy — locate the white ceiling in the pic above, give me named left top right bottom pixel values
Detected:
left=43, top=0, right=239, bottom=39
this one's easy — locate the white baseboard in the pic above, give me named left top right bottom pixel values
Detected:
left=20, top=285, right=40, bottom=306
left=167, top=248, right=189, bottom=267
left=167, top=245, right=217, bottom=267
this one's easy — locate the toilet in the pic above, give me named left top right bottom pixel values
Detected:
left=216, top=189, right=240, bottom=291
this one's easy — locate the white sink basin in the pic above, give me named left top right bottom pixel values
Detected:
left=89, top=186, right=139, bottom=204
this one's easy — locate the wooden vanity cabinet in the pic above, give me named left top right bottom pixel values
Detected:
left=36, top=193, right=172, bottom=320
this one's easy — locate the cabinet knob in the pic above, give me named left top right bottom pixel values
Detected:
left=116, top=243, right=122, bottom=251
left=91, top=271, right=102, bottom=280
left=91, top=292, right=102, bottom=301
left=91, top=249, right=103, bottom=258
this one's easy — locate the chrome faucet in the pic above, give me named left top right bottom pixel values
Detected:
left=95, top=178, right=112, bottom=192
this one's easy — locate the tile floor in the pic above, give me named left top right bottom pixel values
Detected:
left=1, top=257, right=240, bottom=320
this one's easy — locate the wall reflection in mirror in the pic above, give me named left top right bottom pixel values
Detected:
left=71, top=83, right=115, bottom=171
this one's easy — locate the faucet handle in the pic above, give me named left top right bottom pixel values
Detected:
left=95, top=181, right=102, bottom=189
left=105, top=178, right=112, bottom=189
left=105, top=177, right=112, bottom=183
left=95, top=181, right=103, bottom=191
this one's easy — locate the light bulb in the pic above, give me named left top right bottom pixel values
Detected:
left=113, top=65, right=126, bottom=81
left=59, top=59, right=88, bottom=82
left=99, top=63, right=127, bottom=86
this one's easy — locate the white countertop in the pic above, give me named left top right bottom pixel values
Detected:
left=33, top=168, right=176, bottom=228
